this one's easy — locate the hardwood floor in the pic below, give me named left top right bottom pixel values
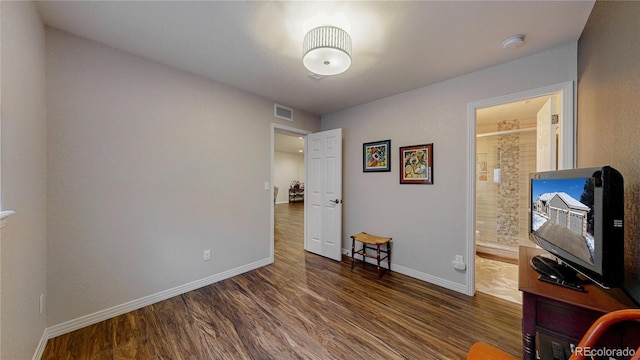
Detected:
left=42, top=202, right=522, bottom=359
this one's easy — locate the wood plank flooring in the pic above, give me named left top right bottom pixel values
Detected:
left=42, top=202, right=522, bottom=359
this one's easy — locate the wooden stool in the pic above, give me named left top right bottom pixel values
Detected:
left=350, top=232, right=392, bottom=279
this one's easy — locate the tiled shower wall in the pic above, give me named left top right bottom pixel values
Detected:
left=476, top=120, right=537, bottom=252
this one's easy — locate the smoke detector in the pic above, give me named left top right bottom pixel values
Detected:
left=502, top=34, right=525, bottom=49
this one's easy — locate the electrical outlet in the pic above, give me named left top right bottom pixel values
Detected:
left=452, top=255, right=466, bottom=271
left=551, top=341, right=565, bottom=360
left=39, top=293, right=44, bottom=314
left=203, top=249, right=211, bottom=261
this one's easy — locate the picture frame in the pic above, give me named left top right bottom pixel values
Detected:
left=363, top=139, right=391, bottom=172
left=399, top=143, right=433, bottom=184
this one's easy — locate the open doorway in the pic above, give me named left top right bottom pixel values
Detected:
left=466, top=82, right=575, bottom=299
left=270, top=124, right=309, bottom=262
left=475, top=94, right=560, bottom=263
left=274, top=132, right=306, bottom=204
left=474, top=95, right=555, bottom=304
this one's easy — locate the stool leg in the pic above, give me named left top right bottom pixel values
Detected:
left=362, top=245, right=366, bottom=268
left=388, top=241, right=391, bottom=274
left=350, top=238, right=355, bottom=271
left=376, top=244, right=381, bottom=279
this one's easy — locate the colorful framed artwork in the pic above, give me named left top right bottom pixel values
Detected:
left=363, top=140, right=391, bottom=172
left=399, top=143, right=433, bottom=184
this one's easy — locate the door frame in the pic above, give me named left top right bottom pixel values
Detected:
left=465, top=81, right=575, bottom=296
left=270, top=123, right=311, bottom=263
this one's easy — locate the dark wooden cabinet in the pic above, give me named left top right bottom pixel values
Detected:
left=518, top=246, right=639, bottom=359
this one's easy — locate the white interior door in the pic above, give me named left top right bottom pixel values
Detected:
left=304, top=128, right=343, bottom=261
left=536, top=97, right=557, bottom=172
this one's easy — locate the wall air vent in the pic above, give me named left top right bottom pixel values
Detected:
left=274, top=104, right=293, bottom=121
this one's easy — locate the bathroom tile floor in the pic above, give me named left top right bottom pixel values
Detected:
left=475, top=255, right=522, bottom=304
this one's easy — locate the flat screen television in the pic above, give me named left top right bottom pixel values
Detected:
left=529, top=166, right=624, bottom=289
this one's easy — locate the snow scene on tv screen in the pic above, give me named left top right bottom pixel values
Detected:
left=531, top=178, right=595, bottom=265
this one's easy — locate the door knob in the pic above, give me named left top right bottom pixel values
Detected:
left=330, top=199, right=342, bottom=204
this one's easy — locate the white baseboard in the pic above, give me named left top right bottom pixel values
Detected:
left=40, top=257, right=273, bottom=352
left=342, top=247, right=468, bottom=295
left=37, top=251, right=469, bottom=359
left=391, top=263, right=468, bottom=294
left=32, top=328, right=50, bottom=360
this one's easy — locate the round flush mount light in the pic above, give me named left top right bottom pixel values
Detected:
left=502, top=34, right=526, bottom=49
left=303, top=26, right=352, bottom=76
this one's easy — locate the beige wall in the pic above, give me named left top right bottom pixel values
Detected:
left=45, top=29, right=320, bottom=327
left=1, top=1, right=48, bottom=358
left=322, top=43, right=578, bottom=292
left=577, top=1, right=640, bottom=304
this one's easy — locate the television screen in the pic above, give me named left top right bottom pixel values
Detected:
left=529, top=166, right=624, bottom=289
left=531, top=177, right=596, bottom=266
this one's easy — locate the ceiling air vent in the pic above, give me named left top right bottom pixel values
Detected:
left=274, top=104, right=293, bottom=121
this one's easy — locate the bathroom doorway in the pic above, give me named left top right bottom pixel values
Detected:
left=468, top=82, right=575, bottom=300
left=475, top=95, right=558, bottom=261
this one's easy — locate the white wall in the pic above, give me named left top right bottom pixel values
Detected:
left=274, top=152, right=304, bottom=204
left=45, top=29, right=320, bottom=327
left=322, top=43, right=578, bottom=293
left=1, top=2, right=48, bottom=358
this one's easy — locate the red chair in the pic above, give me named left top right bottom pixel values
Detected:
left=467, top=309, right=640, bottom=360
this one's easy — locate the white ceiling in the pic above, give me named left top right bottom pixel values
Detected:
left=35, top=1, right=594, bottom=116
left=477, top=95, right=552, bottom=129
left=274, top=132, right=305, bottom=154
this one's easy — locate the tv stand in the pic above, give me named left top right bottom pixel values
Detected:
left=519, top=246, right=639, bottom=360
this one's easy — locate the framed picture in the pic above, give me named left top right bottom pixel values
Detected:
left=399, top=143, right=433, bottom=184
left=363, top=140, right=391, bottom=172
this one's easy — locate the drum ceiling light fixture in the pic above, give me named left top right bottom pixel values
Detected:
left=303, top=26, right=352, bottom=76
